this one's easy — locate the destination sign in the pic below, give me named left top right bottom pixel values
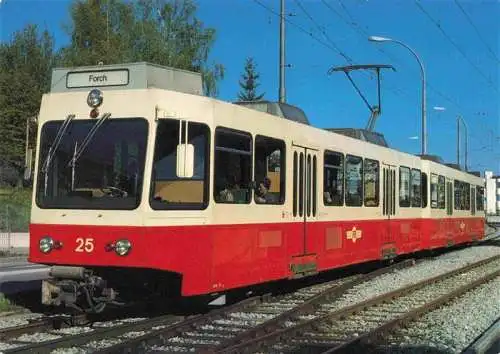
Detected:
left=66, top=69, right=129, bottom=88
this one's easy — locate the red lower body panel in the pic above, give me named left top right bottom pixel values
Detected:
left=29, top=217, right=484, bottom=296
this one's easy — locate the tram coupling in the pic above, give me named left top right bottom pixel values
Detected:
left=42, top=266, right=119, bottom=313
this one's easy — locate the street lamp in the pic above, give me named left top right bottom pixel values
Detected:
left=368, top=35, right=427, bottom=156
left=432, top=106, right=469, bottom=171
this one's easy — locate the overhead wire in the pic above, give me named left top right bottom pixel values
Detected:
left=415, top=0, right=498, bottom=92
left=253, top=0, right=410, bottom=103
left=328, top=0, right=497, bottom=148
left=292, top=0, right=353, bottom=64
left=253, top=0, right=495, bottom=156
left=320, top=0, right=407, bottom=97
left=453, top=0, right=500, bottom=64
left=252, top=0, right=353, bottom=64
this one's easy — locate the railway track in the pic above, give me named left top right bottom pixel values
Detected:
left=1, top=249, right=498, bottom=353
left=89, top=259, right=414, bottom=353
left=219, top=254, right=500, bottom=354
left=0, top=259, right=414, bottom=353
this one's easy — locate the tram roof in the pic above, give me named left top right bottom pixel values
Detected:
left=50, top=61, right=203, bottom=95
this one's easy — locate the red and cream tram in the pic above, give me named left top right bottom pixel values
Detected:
left=28, top=62, right=485, bottom=312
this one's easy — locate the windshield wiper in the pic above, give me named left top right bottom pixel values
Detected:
left=43, top=114, right=75, bottom=196
left=41, top=114, right=75, bottom=173
left=68, top=113, right=111, bottom=167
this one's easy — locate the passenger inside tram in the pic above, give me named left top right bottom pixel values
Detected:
left=255, top=177, right=275, bottom=204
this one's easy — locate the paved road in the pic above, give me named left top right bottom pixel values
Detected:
left=0, top=259, right=49, bottom=294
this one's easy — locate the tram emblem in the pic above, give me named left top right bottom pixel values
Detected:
left=346, top=226, right=362, bottom=243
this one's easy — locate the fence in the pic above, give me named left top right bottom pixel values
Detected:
left=0, top=205, right=30, bottom=255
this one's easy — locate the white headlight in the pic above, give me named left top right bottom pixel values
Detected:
left=115, top=239, right=131, bottom=256
left=87, top=89, right=103, bottom=108
left=39, top=237, right=54, bottom=253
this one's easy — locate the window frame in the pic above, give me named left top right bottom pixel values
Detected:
left=150, top=119, right=210, bottom=211
left=345, top=154, right=363, bottom=207
left=253, top=134, right=286, bottom=205
left=430, top=173, right=439, bottom=209
left=363, top=158, right=379, bottom=207
left=438, top=175, right=446, bottom=209
left=399, top=166, right=411, bottom=207
left=323, top=150, right=344, bottom=206
left=410, top=168, right=422, bottom=208
left=213, top=126, right=253, bottom=205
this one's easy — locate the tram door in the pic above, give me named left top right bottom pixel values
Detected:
left=382, top=164, right=396, bottom=218
left=382, top=164, right=396, bottom=248
left=290, top=144, right=318, bottom=276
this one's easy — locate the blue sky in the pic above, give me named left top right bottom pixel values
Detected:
left=1, top=0, right=499, bottom=174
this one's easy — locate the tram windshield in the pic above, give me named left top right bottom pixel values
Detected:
left=36, top=118, right=148, bottom=209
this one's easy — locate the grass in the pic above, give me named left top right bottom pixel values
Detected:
left=0, top=187, right=32, bottom=232
left=0, top=293, right=12, bottom=312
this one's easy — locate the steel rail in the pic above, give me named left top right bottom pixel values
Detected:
left=4, top=314, right=185, bottom=354
left=218, top=254, right=500, bottom=353
left=0, top=313, right=90, bottom=341
left=323, top=269, right=500, bottom=353
left=90, top=295, right=270, bottom=354
left=97, top=258, right=414, bottom=354
left=207, top=258, right=415, bottom=352
left=0, top=318, right=54, bottom=341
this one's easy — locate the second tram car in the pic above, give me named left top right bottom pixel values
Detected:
left=29, top=62, right=485, bottom=312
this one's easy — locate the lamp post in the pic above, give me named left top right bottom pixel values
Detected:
left=368, top=36, right=427, bottom=156
left=432, top=106, right=469, bottom=171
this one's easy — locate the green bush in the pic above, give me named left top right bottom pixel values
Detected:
left=0, top=188, right=32, bottom=232
left=0, top=293, right=12, bottom=312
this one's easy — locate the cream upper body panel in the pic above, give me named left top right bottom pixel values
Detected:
left=31, top=86, right=484, bottom=227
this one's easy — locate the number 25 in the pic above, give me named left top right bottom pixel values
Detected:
left=75, top=238, right=94, bottom=253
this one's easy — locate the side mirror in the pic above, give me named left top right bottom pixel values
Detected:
left=176, top=143, right=194, bottom=178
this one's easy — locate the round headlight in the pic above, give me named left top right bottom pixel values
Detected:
left=87, top=89, right=103, bottom=108
left=115, top=239, right=131, bottom=256
left=39, top=237, right=54, bottom=254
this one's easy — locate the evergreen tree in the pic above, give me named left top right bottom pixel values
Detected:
left=237, top=57, right=264, bottom=101
left=0, top=25, right=55, bottom=185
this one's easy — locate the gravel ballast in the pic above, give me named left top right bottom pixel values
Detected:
left=0, top=245, right=498, bottom=353
left=384, top=277, right=500, bottom=353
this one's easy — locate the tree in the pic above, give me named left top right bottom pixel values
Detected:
left=237, top=57, right=264, bottom=102
left=59, top=0, right=224, bottom=96
left=0, top=25, right=55, bottom=186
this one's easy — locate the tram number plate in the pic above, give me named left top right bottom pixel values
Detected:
left=75, top=238, right=95, bottom=253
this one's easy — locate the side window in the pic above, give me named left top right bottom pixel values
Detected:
left=214, top=128, right=252, bottom=204
left=421, top=172, right=428, bottom=208
left=438, top=175, right=446, bottom=209
left=476, top=186, right=484, bottom=211
left=254, top=135, right=285, bottom=204
left=323, top=151, right=344, bottom=206
left=150, top=119, right=209, bottom=210
left=431, top=174, right=438, bottom=208
left=399, top=166, right=410, bottom=207
left=345, top=155, right=363, bottom=207
left=411, top=169, right=421, bottom=207
left=465, top=182, right=470, bottom=210
left=454, top=180, right=471, bottom=210
left=364, top=159, right=379, bottom=207
left=454, top=180, right=460, bottom=210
